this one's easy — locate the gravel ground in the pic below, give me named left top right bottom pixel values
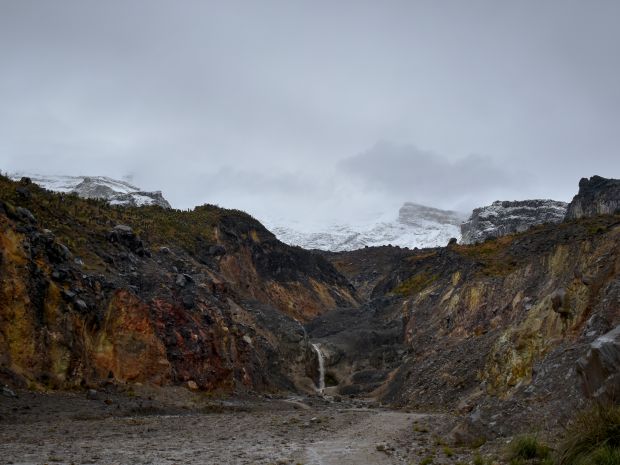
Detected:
left=0, top=387, right=497, bottom=465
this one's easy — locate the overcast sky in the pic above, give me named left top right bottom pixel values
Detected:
left=1, top=1, right=619, bottom=224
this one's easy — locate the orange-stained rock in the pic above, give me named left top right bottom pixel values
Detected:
left=91, top=290, right=171, bottom=385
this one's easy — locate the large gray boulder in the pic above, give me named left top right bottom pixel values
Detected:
left=577, top=325, right=620, bottom=403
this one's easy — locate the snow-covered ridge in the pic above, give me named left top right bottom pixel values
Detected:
left=9, top=173, right=171, bottom=208
left=460, top=199, right=568, bottom=244
left=264, top=203, right=466, bottom=251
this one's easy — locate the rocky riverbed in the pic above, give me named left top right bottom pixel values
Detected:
left=0, top=386, right=503, bottom=465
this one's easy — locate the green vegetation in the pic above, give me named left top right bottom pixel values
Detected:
left=0, top=174, right=262, bottom=267
left=507, top=435, right=552, bottom=465
left=472, top=454, right=498, bottom=465
left=419, top=455, right=434, bottom=465
left=413, top=424, right=429, bottom=433
left=442, top=446, right=454, bottom=457
left=454, top=235, right=518, bottom=277
left=556, top=405, right=620, bottom=465
left=393, top=272, right=439, bottom=296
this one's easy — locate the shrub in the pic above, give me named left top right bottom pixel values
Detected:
left=556, top=404, right=620, bottom=465
left=419, top=456, right=434, bottom=465
left=393, top=272, right=439, bottom=296
left=509, top=435, right=551, bottom=462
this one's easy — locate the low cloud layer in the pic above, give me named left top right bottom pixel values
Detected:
left=1, top=1, right=619, bottom=225
left=338, top=142, right=529, bottom=211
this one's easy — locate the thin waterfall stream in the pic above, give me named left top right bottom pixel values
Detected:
left=311, top=343, right=325, bottom=393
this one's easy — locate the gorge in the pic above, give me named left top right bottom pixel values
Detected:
left=0, top=174, right=619, bottom=464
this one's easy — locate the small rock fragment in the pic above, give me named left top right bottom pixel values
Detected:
left=187, top=380, right=199, bottom=390
left=1, top=386, right=17, bottom=398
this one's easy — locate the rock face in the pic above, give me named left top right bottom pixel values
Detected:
left=460, top=200, right=568, bottom=244
left=2, top=171, right=620, bottom=439
left=9, top=173, right=172, bottom=208
left=577, top=325, right=620, bottom=403
left=324, top=209, right=620, bottom=434
left=266, top=202, right=465, bottom=251
left=305, top=301, right=404, bottom=396
left=0, top=175, right=356, bottom=392
left=565, top=175, right=620, bottom=220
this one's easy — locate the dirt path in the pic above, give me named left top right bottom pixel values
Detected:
left=302, top=409, right=427, bottom=465
left=0, top=389, right=475, bottom=465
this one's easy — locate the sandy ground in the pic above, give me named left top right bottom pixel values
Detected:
left=0, top=387, right=494, bottom=465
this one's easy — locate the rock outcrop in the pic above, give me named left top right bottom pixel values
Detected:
left=325, top=208, right=620, bottom=434
left=577, top=325, right=620, bottom=403
left=565, top=175, right=620, bottom=220
left=0, top=175, right=356, bottom=392
left=460, top=200, right=568, bottom=244
left=3, top=171, right=620, bottom=441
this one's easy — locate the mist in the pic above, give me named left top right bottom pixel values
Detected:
left=1, top=0, right=619, bottom=225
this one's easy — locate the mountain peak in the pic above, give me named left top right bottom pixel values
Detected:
left=8, top=173, right=172, bottom=208
left=267, top=202, right=464, bottom=251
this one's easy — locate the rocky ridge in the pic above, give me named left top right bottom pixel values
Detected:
left=0, top=175, right=356, bottom=393
left=460, top=199, right=568, bottom=244
left=565, top=175, right=620, bottom=220
left=313, top=175, right=620, bottom=438
left=321, top=212, right=620, bottom=437
left=9, top=173, right=172, bottom=208
left=1, top=173, right=620, bottom=445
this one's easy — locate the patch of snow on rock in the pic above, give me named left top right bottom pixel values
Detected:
left=9, top=173, right=171, bottom=209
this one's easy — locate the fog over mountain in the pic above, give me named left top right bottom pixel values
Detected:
left=1, top=1, right=619, bottom=226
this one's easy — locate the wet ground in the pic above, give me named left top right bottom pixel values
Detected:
left=0, top=386, right=499, bottom=465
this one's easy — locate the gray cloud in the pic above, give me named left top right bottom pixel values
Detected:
left=338, top=142, right=528, bottom=211
left=1, top=0, right=619, bottom=224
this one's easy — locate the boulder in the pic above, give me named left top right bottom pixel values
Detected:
left=577, top=325, right=620, bottom=403
left=74, top=299, right=89, bottom=312
left=16, top=186, right=31, bottom=200
left=114, top=224, right=133, bottom=234
left=208, top=245, right=227, bottom=257
left=187, top=380, right=199, bottom=390
left=449, top=418, right=487, bottom=447
left=175, top=274, right=188, bottom=287
left=108, top=225, right=147, bottom=256
left=16, top=207, right=36, bottom=223
left=1, top=385, right=17, bottom=398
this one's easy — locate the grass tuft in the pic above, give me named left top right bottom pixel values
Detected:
left=509, top=435, right=551, bottom=462
left=556, top=404, right=620, bottom=465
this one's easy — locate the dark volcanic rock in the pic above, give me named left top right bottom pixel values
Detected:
left=325, top=212, right=620, bottom=435
left=460, top=199, right=567, bottom=244
left=0, top=174, right=356, bottom=394
left=565, top=175, right=620, bottom=220
left=577, top=325, right=620, bottom=403
left=305, top=300, right=404, bottom=395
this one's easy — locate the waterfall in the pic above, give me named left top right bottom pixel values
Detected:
left=311, top=343, right=325, bottom=393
